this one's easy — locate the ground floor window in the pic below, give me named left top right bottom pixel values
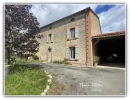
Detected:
left=70, top=47, right=75, bottom=59
left=66, top=46, right=78, bottom=60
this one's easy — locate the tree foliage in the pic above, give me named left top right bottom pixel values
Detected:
left=5, top=5, right=42, bottom=64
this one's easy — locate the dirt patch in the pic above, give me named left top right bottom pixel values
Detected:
left=46, top=76, right=65, bottom=95
left=70, top=84, right=77, bottom=91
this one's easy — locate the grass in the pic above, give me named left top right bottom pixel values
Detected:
left=5, top=63, right=49, bottom=95
left=15, top=57, right=43, bottom=64
left=5, top=57, right=65, bottom=95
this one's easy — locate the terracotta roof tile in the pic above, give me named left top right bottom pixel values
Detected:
left=92, top=31, right=125, bottom=38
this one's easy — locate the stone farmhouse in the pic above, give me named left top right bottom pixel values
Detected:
left=36, top=7, right=125, bottom=67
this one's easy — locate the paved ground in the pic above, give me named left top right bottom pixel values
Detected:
left=41, top=63, right=125, bottom=95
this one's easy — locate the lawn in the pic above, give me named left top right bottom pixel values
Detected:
left=5, top=60, right=49, bottom=95
left=15, top=57, right=43, bottom=64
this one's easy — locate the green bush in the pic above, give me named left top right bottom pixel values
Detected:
left=53, top=60, right=60, bottom=64
left=15, top=57, right=42, bottom=64
left=9, top=64, right=41, bottom=74
left=32, top=55, right=39, bottom=60
left=93, top=56, right=100, bottom=65
left=52, top=58, right=70, bottom=65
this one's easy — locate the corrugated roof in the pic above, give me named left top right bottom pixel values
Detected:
left=92, top=31, right=125, bottom=39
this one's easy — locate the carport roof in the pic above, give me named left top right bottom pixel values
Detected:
left=92, top=31, right=125, bottom=39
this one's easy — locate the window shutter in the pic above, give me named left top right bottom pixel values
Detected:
left=75, top=46, right=78, bottom=60
left=75, top=26, right=78, bottom=38
left=51, top=33, right=54, bottom=42
left=67, top=29, right=70, bottom=40
left=47, top=34, right=48, bottom=43
left=66, top=47, right=69, bottom=59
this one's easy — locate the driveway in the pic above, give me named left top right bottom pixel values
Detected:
left=42, top=63, right=125, bottom=95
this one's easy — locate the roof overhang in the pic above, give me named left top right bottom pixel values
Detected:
left=92, top=31, right=125, bottom=40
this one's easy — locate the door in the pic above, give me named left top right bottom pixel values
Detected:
left=48, top=49, right=51, bottom=62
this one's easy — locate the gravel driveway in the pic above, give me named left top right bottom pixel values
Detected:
left=42, top=63, right=125, bottom=96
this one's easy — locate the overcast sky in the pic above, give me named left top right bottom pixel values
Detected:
left=29, top=4, right=126, bottom=33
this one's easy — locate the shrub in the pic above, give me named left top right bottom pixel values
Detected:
left=52, top=58, right=70, bottom=65
left=93, top=56, right=100, bottom=65
left=33, top=55, right=39, bottom=60
left=9, top=64, right=41, bottom=74
left=53, top=60, right=60, bottom=64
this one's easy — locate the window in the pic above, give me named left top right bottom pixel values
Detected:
left=49, top=34, right=52, bottom=42
left=70, top=28, right=75, bottom=39
left=70, top=47, right=75, bottom=59
left=66, top=46, right=78, bottom=60
left=47, top=33, right=53, bottom=43
left=66, top=26, right=78, bottom=40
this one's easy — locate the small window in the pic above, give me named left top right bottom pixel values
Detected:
left=49, top=34, right=52, bottom=42
left=47, top=33, right=53, bottom=43
left=70, top=28, right=75, bottom=39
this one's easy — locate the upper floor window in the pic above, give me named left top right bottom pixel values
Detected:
left=70, top=28, right=75, bottom=39
left=47, top=33, right=53, bottom=43
left=67, top=26, right=78, bottom=40
left=49, top=34, right=52, bottom=41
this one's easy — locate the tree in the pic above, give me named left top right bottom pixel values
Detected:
left=5, top=5, right=42, bottom=64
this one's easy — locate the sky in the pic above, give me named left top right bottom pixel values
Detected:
left=29, top=4, right=126, bottom=33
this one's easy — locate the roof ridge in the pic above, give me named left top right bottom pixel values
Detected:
left=40, top=7, right=93, bottom=29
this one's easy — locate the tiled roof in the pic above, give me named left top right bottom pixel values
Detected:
left=92, top=31, right=125, bottom=39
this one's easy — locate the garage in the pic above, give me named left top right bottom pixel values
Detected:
left=92, top=31, right=125, bottom=68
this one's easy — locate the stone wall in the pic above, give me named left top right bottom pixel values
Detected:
left=37, top=9, right=102, bottom=65
left=37, top=12, right=87, bottom=64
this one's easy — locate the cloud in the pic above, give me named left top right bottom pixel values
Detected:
left=29, top=4, right=126, bottom=33
left=97, top=4, right=126, bottom=33
left=29, top=4, right=99, bottom=27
